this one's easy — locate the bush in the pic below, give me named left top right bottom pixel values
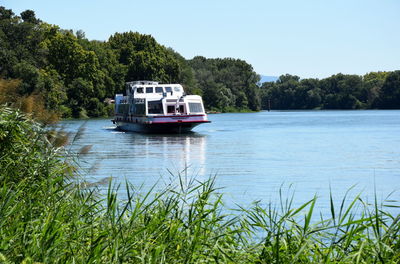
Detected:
left=0, top=106, right=399, bottom=263
left=86, top=98, right=106, bottom=117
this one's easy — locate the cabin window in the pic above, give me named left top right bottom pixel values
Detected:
left=167, top=105, right=175, bottom=113
left=116, top=104, right=124, bottom=114
left=155, top=87, right=163, bottom=93
left=174, top=86, right=180, bottom=92
left=136, top=87, right=144, bottom=93
left=148, top=100, right=163, bottom=114
left=166, top=104, right=185, bottom=114
left=189, top=102, right=203, bottom=113
left=135, top=103, right=145, bottom=115
left=165, top=87, right=172, bottom=93
left=146, top=87, right=153, bottom=93
left=118, top=104, right=128, bottom=115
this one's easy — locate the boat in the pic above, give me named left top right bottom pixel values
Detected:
left=112, top=81, right=210, bottom=133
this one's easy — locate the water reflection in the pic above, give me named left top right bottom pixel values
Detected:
left=79, top=131, right=210, bottom=190
left=125, top=133, right=207, bottom=177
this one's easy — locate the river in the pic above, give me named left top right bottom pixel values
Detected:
left=60, top=110, right=400, bottom=213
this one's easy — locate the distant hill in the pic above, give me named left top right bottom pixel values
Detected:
left=259, top=75, right=279, bottom=83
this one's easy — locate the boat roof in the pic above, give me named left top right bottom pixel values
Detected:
left=125, top=81, right=185, bottom=97
left=126, top=81, right=159, bottom=86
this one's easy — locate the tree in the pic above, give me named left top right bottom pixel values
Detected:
left=188, top=57, right=260, bottom=111
left=321, top=74, right=364, bottom=109
left=12, top=61, right=39, bottom=94
left=67, top=78, right=94, bottom=117
left=378, top=71, right=400, bottom=109
left=44, top=29, right=100, bottom=83
left=35, top=69, right=67, bottom=111
left=363, top=71, right=389, bottom=108
left=167, top=47, right=200, bottom=95
left=261, top=74, right=301, bottom=109
left=108, top=31, right=181, bottom=83
left=0, top=6, right=13, bottom=20
left=86, top=98, right=106, bottom=117
left=20, top=10, right=39, bottom=24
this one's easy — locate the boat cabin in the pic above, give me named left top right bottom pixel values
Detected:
left=115, top=81, right=205, bottom=117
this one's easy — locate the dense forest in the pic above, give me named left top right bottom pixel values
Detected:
left=261, top=72, right=400, bottom=110
left=1, top=6, right=399, bottom=121
left=0, top=7, right=261, bottom=120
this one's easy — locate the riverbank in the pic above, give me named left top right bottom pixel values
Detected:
left=1, top=106, right=399, bottom=263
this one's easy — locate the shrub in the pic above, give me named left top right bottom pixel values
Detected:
left=0, top=106, right=399, bottom=263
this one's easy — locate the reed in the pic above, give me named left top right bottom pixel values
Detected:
left=0, top=105, right=399, bottom=263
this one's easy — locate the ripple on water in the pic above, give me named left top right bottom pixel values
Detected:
left=63, top=111, right=400, bottom=216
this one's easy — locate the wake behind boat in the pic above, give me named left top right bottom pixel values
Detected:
left=112, top=81, right=210, bottom=133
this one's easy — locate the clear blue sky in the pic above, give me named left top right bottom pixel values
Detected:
left=3, top=0, right=400, bottom=78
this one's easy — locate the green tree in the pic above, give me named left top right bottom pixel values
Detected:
left=299, top=79, right=322, bottom=109
left=20, top=9, right=39, bottom=24
left=261, top=74, right=300, bottom=109
left=44, top=29, right=100, bottom=83
left=377, top=70, right=400, bottom=109
left=35, top=69, right=67, bottom=111
left=363, top=71, right=389, bottom=108
left=188, top=56, right=260, bottom=111
left=108, top=31, right=181, bottom=83
left=0, top=6, right=13, bottom=19
left=12, top=60, right=39, bottom=94
left=86, top=97, right=106, bottom=117
left=321, top=74, right=364, bottom=109
left=67, top=78, right=94, bottom=117
left=167, top=48, right=200, bottom=95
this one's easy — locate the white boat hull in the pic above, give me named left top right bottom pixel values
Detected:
left=113, top=114, right=210, bottom=133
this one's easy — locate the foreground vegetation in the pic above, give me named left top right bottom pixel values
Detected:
left=1, top=106, right=400, bottom=263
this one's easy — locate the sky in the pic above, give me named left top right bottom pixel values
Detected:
left=2, top=0, right=400, bottom=79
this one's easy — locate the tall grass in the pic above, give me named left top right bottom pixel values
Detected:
left=1, top=106, right=399, bottom=263
left=0, top=80, right=59, bottom=124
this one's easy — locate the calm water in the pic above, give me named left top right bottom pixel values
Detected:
left=61, top=110, right=400, bottom=213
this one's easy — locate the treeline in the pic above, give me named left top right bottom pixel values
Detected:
left=1, top=6, right=399, bottom=119
left=261, top=71, right=400, bottom=110
left=0, top=7, right=260, bottom=119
